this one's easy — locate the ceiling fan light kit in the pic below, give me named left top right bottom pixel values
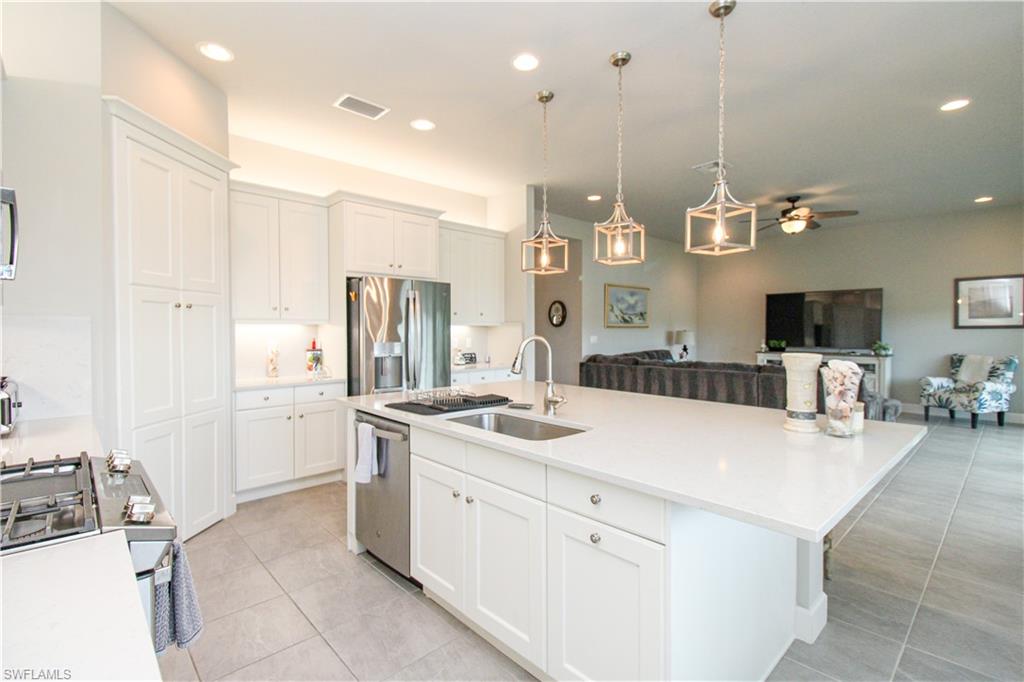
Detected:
left=522, top=90, right=570, bottom=275
left=685, top=0, right=758, bottom=256
left=595, top=51, right=646, bottom=266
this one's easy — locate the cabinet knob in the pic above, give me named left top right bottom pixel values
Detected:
left=263, top=396, right=270, bottom=401
left=185, top=303, right=193, bottom=309
left=388, top=264, right=394, bottom=268
left=318, top=391, right=325, bottom=396
left=284, top=306, right=290, bottom=311
left=590, top=533, right=601, bottom=544
left=398, top=264, right=403, bottom=269
left=299, top=414, right=304, bottom=419
left=174, top=302, right=182, bottom=309
left=466, top=496, right=475, bottom=504
left=272, top=306, right=278, bottom=311
left=286, top=415, right=292, bottom=420
left=590, top=494, right=602, bottom=505
left=452, top=490, right=461, bottom=498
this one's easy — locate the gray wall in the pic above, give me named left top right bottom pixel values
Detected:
left=697, top=205, right=1024, bottom=412
left=534, top=238, right=583, bottom=385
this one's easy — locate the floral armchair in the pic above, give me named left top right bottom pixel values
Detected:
left=920, top=354, right=1019, bottom=428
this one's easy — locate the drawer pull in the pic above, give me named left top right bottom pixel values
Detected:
left=590, top=494, right=602, bottom=505
left=286, top=415, right=292, bottom=421
left=299, top=414, right=304, bottom=419
left=466, top=496, right=475, bottom=504
left=318, top=391, right=325, bottom=396
left=590, top=533, right=601, bottom=544
left=452, top=490, right=461, bottom=498
left=174, top=302, right=182, bottom=309
left=263, top=396, right=270, bottom=401
left=185, top=303, right=192, bottom=309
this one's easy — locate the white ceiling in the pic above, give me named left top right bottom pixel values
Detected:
left=114, top=1, right=1023, bottom=239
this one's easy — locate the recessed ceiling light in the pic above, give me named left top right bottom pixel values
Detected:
left=512, top=53, right=540, bottom=72
left=587, top=194, right=602, bottom=202
left=974, top=196, right=994, bottom=203
left=939, top=98, right=970, bottom=112
left=409, top=119, right=436, bottom=131
left=196, top=42, right=234, bottom=62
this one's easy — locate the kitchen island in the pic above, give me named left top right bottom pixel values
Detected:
left=340, top=381, right=925, bottom=681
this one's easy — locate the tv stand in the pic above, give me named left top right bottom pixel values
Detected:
left=756, top=350, right=893, bottom=398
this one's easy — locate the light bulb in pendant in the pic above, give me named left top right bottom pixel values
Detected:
left=712, top=221, right=726, bottom=245
left=613, top=230, right=627, bottom=256
left=540, top=247, right=551, bottom=268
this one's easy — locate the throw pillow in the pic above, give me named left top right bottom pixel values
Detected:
left=956, top=354, right=994, bottom=385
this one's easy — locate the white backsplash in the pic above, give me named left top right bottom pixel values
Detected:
left=451, top=322, right=523, bottom=366
left=234, top=323, right=338, bottom=381
left=2, top=314, right=93, bottom=420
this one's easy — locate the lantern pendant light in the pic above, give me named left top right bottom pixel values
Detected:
left=521, top=90, right=569, bottom=275
left=595, top=51, right=645, bottom=266
left=685, top=0, right=757, bottom=256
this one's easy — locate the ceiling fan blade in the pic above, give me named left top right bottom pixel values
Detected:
left=806, top=220, right=823, bottom=230
left=758, top=216, right=780, bottom=222
left=814, top=210, right=859, bottom=219
left=757, top=223, right=778, bottom=232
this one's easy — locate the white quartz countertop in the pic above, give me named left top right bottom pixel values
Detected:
left=339, top=381, right=926, bottom=542
left=235, top=375, right=347, bottom=391
left=451, top=364, right=512, bottom=374
left=1, top=531, right=162, bottom=680
left=0, top=415, right=104, bottom=466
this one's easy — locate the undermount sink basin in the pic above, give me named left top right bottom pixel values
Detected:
left=449, top=412, right=584, bottom=441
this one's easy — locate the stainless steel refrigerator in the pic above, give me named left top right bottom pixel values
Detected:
left=346, top=276, right=451, bottom=395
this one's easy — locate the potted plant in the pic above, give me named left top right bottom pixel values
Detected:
left=767, top=339, right=788, bottom=351
left=872, top=341, right=893, bottom=356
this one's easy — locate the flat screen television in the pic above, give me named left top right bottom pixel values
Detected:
left=765, top=289, right=882, bottom=351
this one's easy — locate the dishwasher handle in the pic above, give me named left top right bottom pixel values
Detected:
left=373, top=428, right=407, bottom=442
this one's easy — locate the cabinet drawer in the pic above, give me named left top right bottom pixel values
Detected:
left=411, top=427, right=466, bottom=470
left=295, top=382, right=346, bottom=404
left=235, top=387, right=294, bottom=410
left=466, top=443, right=545, bottom=500
left=547, top=467, right=665, bottom=543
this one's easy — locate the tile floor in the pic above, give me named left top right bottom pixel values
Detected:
left=161, top=414, right=1022, bottom=681
left=160, top=481, right=533, bottom=681
left=771, top=415, right=1023, bottom=682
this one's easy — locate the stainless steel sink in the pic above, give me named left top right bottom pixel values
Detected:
left=449, top=412, right=584, bottom=441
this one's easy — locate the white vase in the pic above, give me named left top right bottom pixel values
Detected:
left=782, top=352, right=823, bottom=433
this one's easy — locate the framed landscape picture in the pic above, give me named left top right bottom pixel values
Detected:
left=605, top=284, right=650, bottom=328
left=954, top=274, right=1024, bottom=329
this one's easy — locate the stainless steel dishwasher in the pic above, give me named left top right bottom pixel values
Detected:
left=354, top=411, right=411, bottom=577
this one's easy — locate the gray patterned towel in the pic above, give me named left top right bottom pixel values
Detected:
left=155, top=540, right=204, bottom=654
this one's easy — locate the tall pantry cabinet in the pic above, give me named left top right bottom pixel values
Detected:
left=106, top=98, right=234, bottom=540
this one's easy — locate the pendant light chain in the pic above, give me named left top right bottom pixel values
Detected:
left=717, top=14, right=726, bottom=182
left=616, top=63, right=625, bottom=203
left=541, top=97, right=550, bottom=226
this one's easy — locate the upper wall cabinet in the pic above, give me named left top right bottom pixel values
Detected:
left=439, top=224, right=505, bottom=325
left=342, top=201, right=439, bottom=279
left=230, top=188, right=329, bottom=322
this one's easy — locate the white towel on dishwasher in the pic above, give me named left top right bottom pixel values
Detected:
left=355, top=422, right=378, bottom=484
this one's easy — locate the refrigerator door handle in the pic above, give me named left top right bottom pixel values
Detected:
left=1, top=187, right=18, bottom=281
left=413, top=290, right=422, bottom=390
left=404, top=290, right=414, bottom=390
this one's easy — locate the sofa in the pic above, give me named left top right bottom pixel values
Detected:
left=580, top=350, right=901, bottom=421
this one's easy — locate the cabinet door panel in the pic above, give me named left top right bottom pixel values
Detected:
left=181, top=292, right=225, bottom=416
left=180, top=165, right=226, bottom=294
left=294, top=401, right=342, bottom=478
left=448, top=231, right=476, bottom=323
left=182, top=409, right=226, bottom=539
left=132, top=420, right=183, bottom=528
left=343, top=203, right=395, bottom=275
left=129, top=286, right=182, bottom=428
left=465, top=475, right=546, bottom=669
left=394, top=212, right=438, bottom=279
left=547, top=506, right=665, bottom=681
left=126, top=139, right=180, bottom=289
left=411, top=455, right=465, bottom=609
left=230, top=192, right=280, bottom=319
left=279, top=200, right=329, bottom=321
left=235, top=406, right=294, bottom=491
left=477, top=236, right=505, bottom=324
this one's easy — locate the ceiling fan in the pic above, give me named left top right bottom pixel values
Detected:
left=758, top=196, right=859, bottom=234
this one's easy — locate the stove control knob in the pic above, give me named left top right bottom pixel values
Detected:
left=106, top=449, right=132, bottom=474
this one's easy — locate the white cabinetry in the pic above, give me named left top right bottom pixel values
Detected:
left=439, top=224, right=505, bottom=325
left=341, top=201, right=439, bottom=278
left=411, top=454, right=465, bottom=608
left=234, top=384, right=345, bottom=493
left=547, top=506, right=665, bottom=681
left=450, top=368, right=518, bottom=387
left=109, top=99, right=231, bottom=541
left=230, top=187, right=329, bottom=322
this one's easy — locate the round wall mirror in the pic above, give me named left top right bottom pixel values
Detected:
left=548, top=300, right=567, bottom=327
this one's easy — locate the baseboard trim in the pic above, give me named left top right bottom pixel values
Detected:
left=901, top=403, right=1024, bottom=425
left=235, top=469, right=344, bottom=504
left=794, top=593, right=828, bottom=644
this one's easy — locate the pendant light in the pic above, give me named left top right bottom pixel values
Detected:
left=522, top=90, right=569, bottom=275
left=685, top=0, right=757, bottom=256
left=594, top=51, right=645, bottom=266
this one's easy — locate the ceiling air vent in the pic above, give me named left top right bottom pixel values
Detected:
left=333, top=94, right=390, bottom=121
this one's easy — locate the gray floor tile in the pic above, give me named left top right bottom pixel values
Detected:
left=186, top=535, right=260, bottom=582
left=767, top=657, right=839, bottom=681
left=894, top=647, right=994, bottom=681
left=322, top=593, right=461, bottom=680
left=242, top=519, right=335, bottom=562
left=220, top=635, right=355, bottom=681
left=922, top=570, right=1024, bottom=633
left=362, top=553, right=419, bottom=593
left=263, top=539, right=364, bottom=593
left=932, top=526, right=1024, bottom=593
left=184, top=519, right=240, bottom=550
left=784, top=619, right=903, bottom=682
left=412, top=591, right=472, bottom=636
left=836, top=522, right=941, bottom=572
left=908, top=606, right=1023, bottom=680
left=189, top=595, right=316, bottom=680
left=228, top=498, right=309, bottom=537
left=157, top=645, right=198, bottom=681
left=194, top=562, right=283, bottom=622
left=824, top=578, right=919, bottom=642
left=290, top=563, right=406, bottom=632
left=389, top=630, right=533, bottom=681
left=829, top=547, right=931, bottom=601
